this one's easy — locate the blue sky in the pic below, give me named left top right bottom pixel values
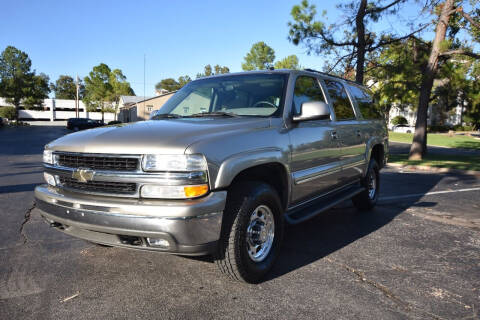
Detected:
left=1, top=0, right=440, bottom=97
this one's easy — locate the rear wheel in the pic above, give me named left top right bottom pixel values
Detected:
left=214, top=181, right=284, bottom=283
left=352, top=158, right=380, bottom=211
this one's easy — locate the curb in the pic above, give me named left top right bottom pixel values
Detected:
left=387, top=163, right=480, bottom=177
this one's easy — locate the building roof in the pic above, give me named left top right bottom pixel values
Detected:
left=120, top=95, right=153, bottom=105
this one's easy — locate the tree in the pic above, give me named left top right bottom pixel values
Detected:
left=288, top=0, right=428, bottom=84
left=155, top=78, right=180, bottom=92
left=274, top=55, right=300, bottom=69
left=83, top=63, right=134, bottom=122
left=109, top=69, right=135, bottom=119
left=368, top=37, right=430, bottom=117
left=196, top=64, right=229, bottom=78
left=391, top=115, right=408, bottom=125
left=0, top=46, right=50, bottom=120
left=241, top=42, right=275, bottom=70
left=50, top=75, right=85, bottom=100
left=409, top=0, right=480, bottom=159
left=214, top=65, right=230, bottom=75
left=178, top=75, right=192, bottom=87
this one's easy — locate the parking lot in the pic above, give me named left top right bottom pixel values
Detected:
left=1, top=126, right=479, bottom=319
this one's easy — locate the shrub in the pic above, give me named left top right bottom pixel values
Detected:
left=453, top=124, right=474, bottom=131
left=0, top=106, right=16, bottom=120
left=428, top=125, right=451, bottom=133
left=391, top=116, right=408, bottom=126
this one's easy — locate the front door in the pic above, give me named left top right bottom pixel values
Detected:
left=288, top=75, right=344, bottom=205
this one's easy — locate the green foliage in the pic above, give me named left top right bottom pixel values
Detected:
left=369, top=38, right=430, bottom=114
left=155, top=78, right=180, bottom=92
left=274, top=55, right=300, bottom=69
left=391, top=115, right=408, bottom=125
left=196, top=64, right=229, bottom=78
left=0, top=106, right=16, bottom=119
left=83, top=63, right=134, bottom=117
left=0, top=46, right=50, bottom=119
left=50, top=75, right=85, bottom=100
left=241, top=42, right=275, bottom=71
left=287, top=0, right=422, bottom=83
left=178, top=75, right=192, bottom=87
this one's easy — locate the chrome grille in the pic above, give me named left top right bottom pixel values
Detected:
left=57, top=153, right=139, bottom=171
left=59, top=177, right=137, bottom=195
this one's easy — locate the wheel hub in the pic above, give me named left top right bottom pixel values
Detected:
left=246, top=205, right=275, bottom=262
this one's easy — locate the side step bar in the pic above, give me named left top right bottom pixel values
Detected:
left=285, top=185, right=364, bottom=225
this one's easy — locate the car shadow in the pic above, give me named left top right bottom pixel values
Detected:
left=263, top=170, right=447, bottom=282
left=0, top=183, right=41, bottom=194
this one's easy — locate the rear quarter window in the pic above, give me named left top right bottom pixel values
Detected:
left=347, top=85, right=383, bottom=120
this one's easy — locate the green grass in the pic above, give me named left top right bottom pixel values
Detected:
left=389, top=153, right=480, bottom=171
left=389, top=131, right=480, bottom=150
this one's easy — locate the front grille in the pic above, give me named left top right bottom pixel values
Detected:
left=59, top=177, right=137, bottom=195
left=57, top=153, right=139, bottom=171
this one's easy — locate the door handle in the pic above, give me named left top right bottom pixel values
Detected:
left=331, top=131, right=338, bottom=140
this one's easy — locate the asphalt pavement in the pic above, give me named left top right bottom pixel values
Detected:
left=1, top=126, right=479, bottom=319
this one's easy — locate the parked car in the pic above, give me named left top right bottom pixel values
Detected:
left=0, top=117, right=4, bottom=127
left=392, top=124, right=415, bottom=133
left=66, top=118, right=104, bottom=131
left=36, top=69, right=388, bottom=283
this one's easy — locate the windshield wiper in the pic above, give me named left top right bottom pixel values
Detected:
left=189, top=111, right=239, bottom=118
left=152, top=113, right=183, bottom=119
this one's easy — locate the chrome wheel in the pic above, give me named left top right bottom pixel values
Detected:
left=246, top=205, right=275, bottom=262
left=367, top=170, right=377, bottom=199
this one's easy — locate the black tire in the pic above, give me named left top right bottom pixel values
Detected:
left=73, top=126, right=79, bottom=131
left=214, top=181, right=284, bottom=283
left=352, top=159, right=380, bottom=211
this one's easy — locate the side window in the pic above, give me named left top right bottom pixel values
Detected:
left=292, top=76, right=325, bottom=115
left=324, top=79, right=355, bottom=120
left=347, top=85, right=383, bottom=120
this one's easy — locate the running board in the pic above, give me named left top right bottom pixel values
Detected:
left=285, top=185, right=364, bottom=225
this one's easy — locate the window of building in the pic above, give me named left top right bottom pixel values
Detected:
left=147, top=105, right=153, bottom=112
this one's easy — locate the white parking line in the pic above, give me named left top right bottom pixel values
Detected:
left=379, top=187, right=480, bottom=201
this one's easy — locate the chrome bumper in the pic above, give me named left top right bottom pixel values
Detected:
left=34, top=185, right=226, bottom=255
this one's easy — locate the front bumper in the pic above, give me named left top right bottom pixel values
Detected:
left=34, top=185, right=227, bottom=255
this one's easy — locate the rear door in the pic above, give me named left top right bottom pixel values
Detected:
left=323, top=79, right=365, bottom=183
left=288, top=75, right=343, bottom=204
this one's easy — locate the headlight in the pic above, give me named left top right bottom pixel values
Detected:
left=43, top=149, right=57, bottom=165
left=142, top=154, right=207, bottom=172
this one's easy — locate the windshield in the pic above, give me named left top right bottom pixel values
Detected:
left=152, top=73, right=287, bottom=119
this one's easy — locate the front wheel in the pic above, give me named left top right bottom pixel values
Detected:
left=352, top=159, right=380, bottom=211
left=214, top=181, right=284, bottom=283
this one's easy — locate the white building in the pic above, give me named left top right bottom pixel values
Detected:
left=0, top=96, right=147, bottom=122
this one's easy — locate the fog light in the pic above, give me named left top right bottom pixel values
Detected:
left=44, top=172, right=56, bottom=186
left=147, top=238, right=170, bottom=248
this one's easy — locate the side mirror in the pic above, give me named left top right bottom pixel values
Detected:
left=292, top=101, right=331, bottom=122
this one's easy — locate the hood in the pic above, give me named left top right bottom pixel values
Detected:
left=46, top=118, right=271, bottom=154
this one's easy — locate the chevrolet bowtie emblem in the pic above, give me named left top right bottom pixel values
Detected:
left=72, top=168, right=95, bottom=183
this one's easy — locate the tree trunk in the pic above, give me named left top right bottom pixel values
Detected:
left=408, top=0, right=455, bottom=160
left=14, top=104, right=20, bottom=121
left=355, top=0, right=368, bottom=84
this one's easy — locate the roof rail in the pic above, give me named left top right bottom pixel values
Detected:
left=303, top=68, right=359, bottom=85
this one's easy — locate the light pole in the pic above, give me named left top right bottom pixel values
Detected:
left=75, top=75, right=80, bottom=118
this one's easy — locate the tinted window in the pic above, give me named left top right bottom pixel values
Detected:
left=324, top=80, right=355, bottom=120
left=347, top=84, right=383, bottom=120
left=292, top=76, right=325, bottom=115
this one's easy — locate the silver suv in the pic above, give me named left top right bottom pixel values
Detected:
left=36, top=69, right=388, bottom=283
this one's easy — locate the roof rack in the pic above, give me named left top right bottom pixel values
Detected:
left=303, top=68, right=359, bottom=85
